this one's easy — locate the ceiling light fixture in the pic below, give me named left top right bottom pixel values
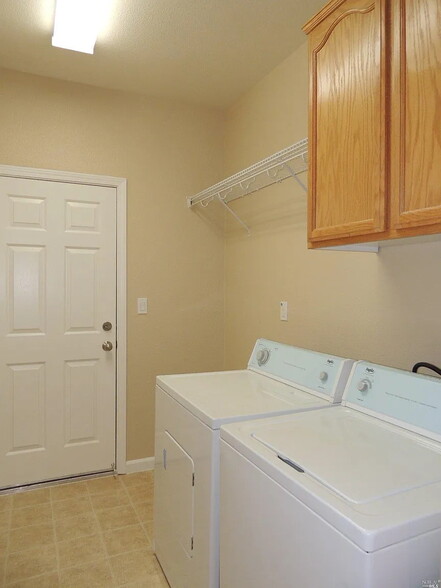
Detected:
left=52, top=0, right=107, bottom=54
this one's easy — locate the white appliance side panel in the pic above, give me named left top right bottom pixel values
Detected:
left=154, top=386, right=219, bottom=588
left=220, top=441, right=441, bottom=588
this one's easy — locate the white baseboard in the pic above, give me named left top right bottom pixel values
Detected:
left=125, top=457, right=155, bottom=474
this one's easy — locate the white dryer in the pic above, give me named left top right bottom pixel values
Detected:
left=153, top=339, right=354, bottom=588
left=220, top=361, right=441, bottom=588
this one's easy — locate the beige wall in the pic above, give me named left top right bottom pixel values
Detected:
left=224, top=43, right=441, bottom=372
left=3, top=38, right=441, bottom=463
left=0, top=67, right=225, bottom=460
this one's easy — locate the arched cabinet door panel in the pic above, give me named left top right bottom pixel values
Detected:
left=305, top=0, right=388, bottom=246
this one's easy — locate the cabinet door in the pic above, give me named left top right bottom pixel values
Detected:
left=306, top=0, right=388, bottom=245
left=390, top=0, right=441, bottom=233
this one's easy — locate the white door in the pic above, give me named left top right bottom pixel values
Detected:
left=0, top=176, right=117, bottom=488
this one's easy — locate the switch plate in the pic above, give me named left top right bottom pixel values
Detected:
left=280, top=301, right=288, bottom=321
left=137, top=297, right=148, bottom=314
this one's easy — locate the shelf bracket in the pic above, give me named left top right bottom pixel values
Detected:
left=239, top=178, right=256, bottom=194
left=217, top=195, right=250, bottom=235
left=284, top=162, right=307, bottom=193
left=266, top=166, right=284, bottom=181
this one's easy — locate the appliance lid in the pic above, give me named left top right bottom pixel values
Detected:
left=157, top=370, right=329, bottom=429
left=252, top=409, right=441, bottom=505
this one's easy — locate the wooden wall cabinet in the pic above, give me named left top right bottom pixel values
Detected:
left=304, top=0, right=441, bottom=248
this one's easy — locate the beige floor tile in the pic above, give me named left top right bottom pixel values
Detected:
left=95, top=505, right=138, bottom=533
left=12, top=489, right=50, bottom=510
left=148, top=573, right=170, bottom=588
left=7, top=572, right=60, bottom=587
left=10, top=504, right=52, bottom=529
left=103, top=523, right=150, bottom=556
left=4, top=544, right=57, bottom=584
left=120, top=472, right=153, bottom=489
left=51, top=496, right=93, bottom=521
left=0, top=509, right=11, bottom=530
left=54, top=512, right=99, bottom=542
left=50, top=482, right=89, bottom=502
left=109, top=548, right=159, bottom=585
left=125, top=485, right=153, bottom=505
left=59, top=559, right=114, bottom=588
left=134, top=501, right=154, bottom=523
left=124, top=474, right=154, bottom=501
left=8, top=522, right=55, bottom=553
left=89, top=489, right=130, bottom=512
left=0, top=529, right=9, bottom=553
left=57, top=534, right=106, bottom=570
left=122, top=575, right=169, bottom=588
left=86, top=476, right=122, bottom=496
left=143, top=521, right=154, bottom=543
left=0, top=494, right=13, bottom=512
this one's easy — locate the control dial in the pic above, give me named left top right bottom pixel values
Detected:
left=357, top=379, right=372, bottom=393
left=256, top=348, right=270, bottom=366
left=319, top=371, right=328, bottom=383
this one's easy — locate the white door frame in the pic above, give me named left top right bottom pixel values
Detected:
left=0, top=164, right=127, bottom=474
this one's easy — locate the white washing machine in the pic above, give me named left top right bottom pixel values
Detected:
left=220, top=361, right=441, bottom=588
left=153, top=339, right=354, bottom=588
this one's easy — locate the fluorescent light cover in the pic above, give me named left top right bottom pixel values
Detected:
left=52, top=0, right=107, bottom=54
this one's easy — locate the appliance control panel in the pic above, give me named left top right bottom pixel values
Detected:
left=248, top=339, right=354, bottom=402
left=344, top=361, right=441, bottom=438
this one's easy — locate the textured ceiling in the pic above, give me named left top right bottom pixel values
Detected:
left=0, top=0, right=324, bottom=108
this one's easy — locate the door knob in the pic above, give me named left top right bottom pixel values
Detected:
left=102, top=341, right=113, bottom=351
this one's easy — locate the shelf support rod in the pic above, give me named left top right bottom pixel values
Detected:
left=284, top=162, right=307, bottom=193
left=217, top=195, right=250, bottom=235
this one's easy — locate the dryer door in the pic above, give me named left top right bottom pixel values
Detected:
left=155, top=430, right=195, bottom=587
left=163, top=431, right=195, bottom=556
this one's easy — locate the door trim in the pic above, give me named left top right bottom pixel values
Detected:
left=0, top=164, right=127, bottom=474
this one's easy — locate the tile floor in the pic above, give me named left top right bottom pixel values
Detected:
left=0, top=471, right=169, bottom=587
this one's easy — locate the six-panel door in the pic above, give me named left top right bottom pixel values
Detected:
left=0, top=176, right=117, bottom=488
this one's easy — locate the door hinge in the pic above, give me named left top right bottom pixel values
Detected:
left=192, top=473, right=195, bottom=486
left=191, top=536, right=194, bottom=550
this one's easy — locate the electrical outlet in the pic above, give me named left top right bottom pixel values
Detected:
left=280, top=301, right=288, bottom=321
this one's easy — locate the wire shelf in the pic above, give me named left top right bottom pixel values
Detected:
left=187, top=138, right=308, bottom=209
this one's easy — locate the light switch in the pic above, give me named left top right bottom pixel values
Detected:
left=280, top=301, right=288, bottom=321
left=137, top=297, right=148, bottom=314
